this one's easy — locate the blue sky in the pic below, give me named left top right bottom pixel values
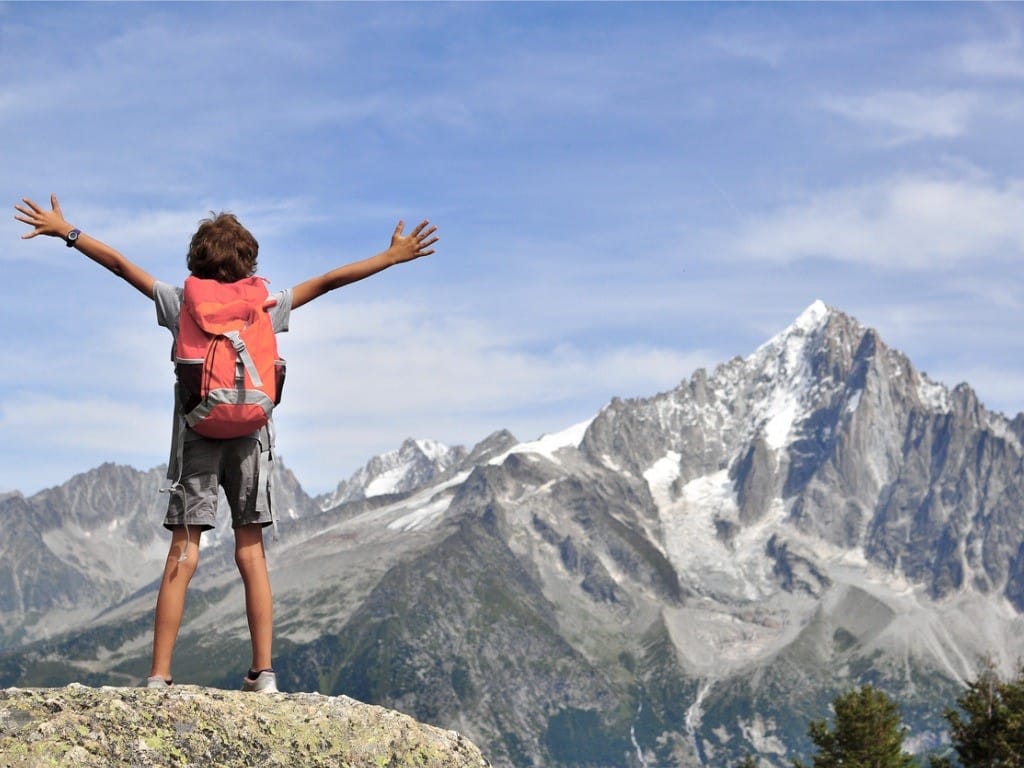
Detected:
left=3, top=2, right=1024, bottom=496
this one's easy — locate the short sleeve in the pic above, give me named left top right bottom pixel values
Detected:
left=268, top=288, right=292, bottom=334
left=153, top=281, right=184, bottom=337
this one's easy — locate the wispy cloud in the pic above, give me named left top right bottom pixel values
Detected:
left=730, top=175, right=1024, bottom=269
left=0, top=392, right=168, bottom=493
left=959, top=41, right=1024, bottom=80
left=823, top=90, right=977, bottom=144
left=957, top=16, right=1024, bottom=81
left=266, top=299, right=714, bottom=490
left=708, top=27, right=788, bottom=69
left=281, top=300, right=709, bottom=410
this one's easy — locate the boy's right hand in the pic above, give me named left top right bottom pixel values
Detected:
left=14, top=194, right=75, bottom=240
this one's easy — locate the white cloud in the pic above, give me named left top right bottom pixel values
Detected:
left=280, top=300, right=706, bottom=415
left=957, top=24, right=1024, bottom=80
left=823, top=90, right=977, bottom=143
left=262, top=299, right=713, bottom=491
left=0, top=394, right=166, bottom=455
left=730, top=175, right=1024, bottom=269
left=959, top=40, right=1024, bottom=79
left=708, top=29, right=786, bottom=68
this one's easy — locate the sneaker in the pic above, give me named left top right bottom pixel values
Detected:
left=242, top=668, right=278, bottom=693
left=146, top=676, right=172, bottom=689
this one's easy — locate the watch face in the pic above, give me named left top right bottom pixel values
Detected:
left=67, top=230, right=79, bottom=241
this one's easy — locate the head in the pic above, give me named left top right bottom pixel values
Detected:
left=187, top=212, right=258, bottom=282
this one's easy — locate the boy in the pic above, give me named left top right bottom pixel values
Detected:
left=14, top=194, right=437, bottom=692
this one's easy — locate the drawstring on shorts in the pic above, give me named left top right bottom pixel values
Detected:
left=160, top=413, right=277, bottom=560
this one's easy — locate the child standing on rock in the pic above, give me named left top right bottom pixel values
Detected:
left=15, top=194, right=437, bottom=692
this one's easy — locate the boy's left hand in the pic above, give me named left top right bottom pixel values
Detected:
left=389, top=220, right=439, bottom=264
left=14, top=194, right=74, bottom=240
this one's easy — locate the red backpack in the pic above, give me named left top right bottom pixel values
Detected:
left=174, top=276, right=286, bottom=439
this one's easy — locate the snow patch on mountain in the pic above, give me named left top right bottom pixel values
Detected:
left=917, top=375, right=951, bottom=412
left=318, top=438, right=466, bottom=509
left=385, top=472, right=471, bottom=532
left=645, top=457, right=782, bottom=602
left=745, top=302, right=830, bottom=450
left=739, top=714, right=787, bottom=757
left=364, top=465, right=418, bottom=498
left=386, top=494, right=453, bottom=533
left=491, top=418, right=593, bottom=465
left=986, top=411, right=1022, bottom=452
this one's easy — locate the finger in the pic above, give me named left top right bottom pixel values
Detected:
left=21, top=197, right=42, bottom=213
left=416, top=224, right=438, bottom=240
left=410, top=219, right=431, bottom=236
left=51, top=193, right=62, bottom=216
left=393, top=220, right=405, bottom=237
left=418, top=236, right=439, bottom=250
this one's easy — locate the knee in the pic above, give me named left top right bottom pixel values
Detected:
left=167, top=526, right=202, bottom=571
left=234, top=547, right=266, bottom=572
left=163, top=550, right=199, bottom=583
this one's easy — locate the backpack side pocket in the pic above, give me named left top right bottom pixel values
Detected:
left=274, top=359, right=286, bottom=405
left=175, top=359, right=204, bottom=414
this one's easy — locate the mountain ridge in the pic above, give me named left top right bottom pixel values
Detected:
left=2, top=299, right=1021, bottom=767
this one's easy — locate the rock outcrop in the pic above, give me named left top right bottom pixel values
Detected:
left=0, top=684, right=489, bottom=767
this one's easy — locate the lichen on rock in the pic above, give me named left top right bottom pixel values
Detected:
left=0, top=684, right=490, bottom=767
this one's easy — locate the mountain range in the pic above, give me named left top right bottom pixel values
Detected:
left=2, top=299, right=1022, bottom=767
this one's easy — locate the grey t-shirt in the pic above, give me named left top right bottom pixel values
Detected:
left=153, top=280, right=293, bottom=478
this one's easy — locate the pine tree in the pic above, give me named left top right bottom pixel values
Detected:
left=793, top=685, right=916, bottom=768
left=945, top=658, right=1024, bottom=768
left=1002, top=666, right=1024, bottom=760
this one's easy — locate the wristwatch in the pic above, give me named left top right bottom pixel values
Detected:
left=65, top=228, right=81, bottom=248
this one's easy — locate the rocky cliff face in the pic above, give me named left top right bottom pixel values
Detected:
left=2, top=301, right=1022, bottom=767
left=0, top=684, right=489, bottom=767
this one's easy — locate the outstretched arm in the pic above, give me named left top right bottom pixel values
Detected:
left=14, top=194, right=157, bottom=299
left=291, top=219, right=438, bottom=310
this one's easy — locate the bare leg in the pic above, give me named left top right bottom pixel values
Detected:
left=235, top=523, right=273, bottom=671
left=149, top=526, right=202, bottom=680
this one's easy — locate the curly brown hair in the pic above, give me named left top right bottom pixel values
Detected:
left=187, top=212, right=258, bottom=282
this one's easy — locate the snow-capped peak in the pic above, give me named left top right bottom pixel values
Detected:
left=739, top=303, right=839, bottom=450
left=318, top=438, right=467, bottom=509
left=409, top=438, right=453, bottom=462
left=490, top=418, right=593, bottom=465
left=793, top=299, right=830, bottom=333
left=754, top=300, right=835, bottom=360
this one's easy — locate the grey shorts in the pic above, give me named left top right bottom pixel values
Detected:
left=163, top=434, right=272, bottom=531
